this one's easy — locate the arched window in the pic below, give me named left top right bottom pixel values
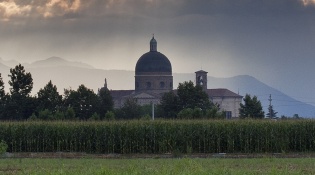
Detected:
left=146, top=82, right=151, bottom=89
left=160, top=82, right=165, bottom=88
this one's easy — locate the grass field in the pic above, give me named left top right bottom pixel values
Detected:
left=0, top=158, right=314, bottom=175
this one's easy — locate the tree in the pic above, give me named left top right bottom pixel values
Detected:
left=64, top=85, right=100, bottom=120
left=2, top=65, right=36, bottom=120
left=98, top=87, right=114, bottom=117
left=158, top=91, right=180, bottom=118
left=239, top=94, right=265, bottom=119
left=0, top=74, right=5, bottom=119
left=266, top=105, right=278, bottom=119
left=8, top=64, right=33, bottom=96
left=205, top=106, right=225, bottom=119
left=37, top=80, right=62, bottom=113
left=159, top=81, right=213, bottom=118
left=121, top=98, right=141, bottom=119
left=177, top=81, right=212, bottom=111
left=104, top=111, right=115, bottom=121
left=0, top=73, right=4, bottom=98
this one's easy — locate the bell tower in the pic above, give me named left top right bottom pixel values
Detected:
left=195, top=70, right=208, bottom=91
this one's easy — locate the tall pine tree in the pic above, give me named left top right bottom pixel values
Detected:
left=239, top=94, right=265, bottom=119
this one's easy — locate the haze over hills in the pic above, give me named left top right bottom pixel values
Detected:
left=0, top=57, right=314, bottom=118
left=27, top=57, right=95, bottom=69
left=0, top=58, right=19, bottom=68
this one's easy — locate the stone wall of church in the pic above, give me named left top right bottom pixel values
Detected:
left=211, top=97, right=242, bottom=118
left=135, top=74, right=173, bottom=93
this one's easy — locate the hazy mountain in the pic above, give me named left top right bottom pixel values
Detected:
left=173, top=73, right=315, bottom=118
left=0, top=57, right=314, bottom=118
left=0, top=58, right=19, bottom=68
left=206, top=75, right=315, bottom=118
left=27, top=57, right=94, bottom=69
left=0, top=62, right=9, bottom=71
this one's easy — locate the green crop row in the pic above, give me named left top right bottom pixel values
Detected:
left=0, top=120, right=314, bottom=154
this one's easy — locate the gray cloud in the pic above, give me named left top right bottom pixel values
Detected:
left=1, top=0, right=315, bottom=103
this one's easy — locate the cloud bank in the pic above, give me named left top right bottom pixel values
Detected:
left=1, top=0, right=315, bottom=22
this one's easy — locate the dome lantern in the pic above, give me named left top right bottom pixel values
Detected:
left=150, top=35, right=157, bottom=52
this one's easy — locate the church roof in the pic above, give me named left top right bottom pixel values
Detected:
left=135, top=36, right=172, bottom=75
left=205, top=89, right=242, bottom=98
left=135, top=52, right=172, bottom=74
left=110, top=90, right=134, bottom=99
left=195, top=70, right=208, bottom=73
left=110, top=90, right=162, bottom=99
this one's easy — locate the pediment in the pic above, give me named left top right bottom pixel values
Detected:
left=133, top=92, right=156, bottom=98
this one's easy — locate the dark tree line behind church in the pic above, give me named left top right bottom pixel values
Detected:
left=0, top=64, right=114, bottom=120
left=0, top=64, right=266, bottom=120
left=0, top=64, right=226, bottom=120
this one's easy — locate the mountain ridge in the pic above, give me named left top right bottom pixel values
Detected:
left=27, top=56, right=94, bottom=69
left=0, top=58, right=314, bottom=118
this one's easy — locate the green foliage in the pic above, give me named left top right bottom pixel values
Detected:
left=177, top=108, right=193, bottom=119
left=159, top=81, right=213, bottom=119
left=1, top=65, right=36, bottom=120
left=0, top=74, right=5, bottom=119
left=8, top=64, right=33, bottom=96
left=0, top=73, right=4, bottom=98
left=1, top=158, right=315, bottom=174
left=159, top=91, right=180, bottom=118
left=266, top=105, right=278, bottom=119
left=37, top=80, right=62, bottom=113
left=38, top=109, right=53, bottom=120
left=104, top=111, right=115, bottom=121
left=64, top=85, right=99, bottom=120
left=89, top=112, right=100, bottom=121
left=0, top=120, right=315, bottom=154
left=239, top=94, right=265, bottom=119
left=192, top=108, right=203, bottom=119
left=140, top=114, right=151, bottom=120
left=1, top=94, right=36, bottom=120
left=121, top=98, right=141, bottom=119
left=28, top=113, right=38, bottom=121
left=0, top=140, right=8, bottom=154
left=54, top=110, right=65, bottom=120
left=205, top=105, right=225, bottom=119
left=139, top=104, right=153, bottom=117
left=98, top=87, right=114, bottom=116
left=65, top=107, right=76, bottom=120
left=177, top=81, right=212, bottom=110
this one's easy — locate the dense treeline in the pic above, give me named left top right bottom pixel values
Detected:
left=0, top=64, right=226, bottom=120
left=0, top=64, right=115, bottom=120
left=0, top=120, right=314, bottom=154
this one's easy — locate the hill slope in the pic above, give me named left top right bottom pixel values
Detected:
left=27, top=57, right=94, bottom=69
left=1, top=58, right=314, bottom=118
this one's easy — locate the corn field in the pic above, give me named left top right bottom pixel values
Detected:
left=0, top=120, right=315, bottom=154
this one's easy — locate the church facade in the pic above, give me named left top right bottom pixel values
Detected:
left=108, top=36, right=242, bottom=118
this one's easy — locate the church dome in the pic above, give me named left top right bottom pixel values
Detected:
left=135, top=36, right=172, bottom=75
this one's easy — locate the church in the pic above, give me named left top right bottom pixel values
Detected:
left=107, top=36, right=242, bottom=118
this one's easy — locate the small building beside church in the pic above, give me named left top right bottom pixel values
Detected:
left=108, top=36, right=242, bottom=118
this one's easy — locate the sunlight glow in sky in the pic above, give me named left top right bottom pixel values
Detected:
left=1, top=0, right=315, bottom=105
left=302, top=0, right=315, bottom=6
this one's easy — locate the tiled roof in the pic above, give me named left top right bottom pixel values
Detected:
left=110, top=88, right=242, bottom=99
left=110, top=90, right=134, bottom=99
left=205, top=89, right=242, bottom=98
left=195, top=70, right=208, bottom=73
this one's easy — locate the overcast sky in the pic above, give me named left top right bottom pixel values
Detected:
left=1, top=0, right=315, bottom=102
